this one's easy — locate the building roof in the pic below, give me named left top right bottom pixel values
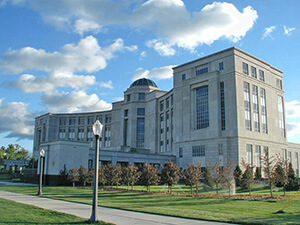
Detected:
left=129, top=78, right=158, bottom=88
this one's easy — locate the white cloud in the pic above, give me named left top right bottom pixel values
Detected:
left=283, top=25, right=296, bottom=36
left=140, top=51, right=147, bottom=58
left=100, top=80, right=114, bottom=90
left=132, top=65, right=176, bottom=81
left=41, top=91, right=112, bottom=113
left=5, top=1, right=258, bottom=53
left=146, top=40, right=175, bottom=56
left=287, top=122, right=300, bottom=138
left=286, top=100, right=300, bottom=118
left=262, top=26, right=276, bottom=40
left=0, top=98, right=34, bottom=140
left=74, top=19, right=102, bottom=35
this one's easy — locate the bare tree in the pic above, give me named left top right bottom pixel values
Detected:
left=98, top=166, right=107, bottom=187
left=209, top=161, right=224, bottom=194
left=111, top=164, right=123, bottom=188
left=122, top=163, right=141, bottom=191
left=87, top=168, right=94, bottom=186
left=140, top=162, right=160, bottom=192
left=183, top=163, right=202, bottom=194
left=68, top=168, right=79, bottom=187
left=240, top=159, right=255, bottom=195
left=161, top=160, right=180, bottom=194
left=221, top=160, right=235, bottom=196
left=78, top=165, right=88, bottom=186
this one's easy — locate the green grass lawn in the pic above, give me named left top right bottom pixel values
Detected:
left=0, top=197, right=111, bottom=225
left=0, top=185, right=299, bottom=224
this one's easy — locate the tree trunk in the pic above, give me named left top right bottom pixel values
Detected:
left=190, top=185, right=193, bottom=194
left=73, top=181, right=75, bottom=187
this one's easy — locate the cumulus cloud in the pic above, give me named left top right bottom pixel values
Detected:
left=262, top=26, right=276, bottom=40
left=283, top=25, right=296, bottom=36
left=41, top=91, right=112, bottom=113
left=5, top=1, right=258, bottom=54
left=100, top=80, right=114, bottom=90
left=287, top=122, right=300, bottom=138
left=132, top=65, right=176, bottom=81
left=146, top=40, right=176, bottom=56
left=0, top=98, right=34, bottom=140
left=286, top=100, right=300, bottom=118
left=1, top=36, right=136, bottom=93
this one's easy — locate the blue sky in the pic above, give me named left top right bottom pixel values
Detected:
left=0, top=0, right=300, bottom=153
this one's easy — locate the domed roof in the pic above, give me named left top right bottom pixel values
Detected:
left=129, top=78, right=158, bottom=88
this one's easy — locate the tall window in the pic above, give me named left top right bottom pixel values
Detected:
left=192, top=145, right=205, bottom=157
left=196, top=86, right=209, bottom=129
left=260, top=88, right=268, bottom=133
left=255, top=145, right=261, bottom=168
left=243, top=62, right=249, bottom=75
left=220, top=82, right=225, bottom=130
left=78, top=117, right=85, bottom=125
left=219, top=62, right=224, bottom=71
left=105, top=115, right=111, bottom=124
left=295, top=152, right=299, bottom=177
left=104, top=126, right=111, bottom=147
left=69, top=117, right=76, bottom=125
left=278, top=96, right=285, bottom=137
left=218, top=144, right=224, bottom=156
left=259, top=70, right=265, bottom=81
left=59, top=128, right=66, bottom=139
left=123, top=119, right=128, bottom=146
left=182, top=74, right=186, bottom=80
left=68, top=127, right=75, bottom=140
left=246, top=144, right=253, bottom=165
left=251, top=66, right=257, bottom=78
left=87, top=127, right=93, bottom=142
left=59, top=118, right=66, bottom=125
left=252, top=85, right=260, bottom=132
left=78, top=127, right=85, bottom=141
left=244, top=82, right=251, bottom=130
left=88, top=116, right=94, bottom=125
left=276, top=79, right=283, bottom=90
left=137, top=108, right=145, bottom=116
left=136, top=118, right=145, bottom=148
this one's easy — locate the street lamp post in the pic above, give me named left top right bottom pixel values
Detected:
left=38, top=149, right=45, bottom=196
left=90, top=120, right=103, bottom=223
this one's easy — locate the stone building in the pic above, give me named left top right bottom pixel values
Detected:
left=33, top=47, right=300, bottom=182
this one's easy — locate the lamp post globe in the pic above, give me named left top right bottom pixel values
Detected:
left=90, top=120, right=103, bottom=223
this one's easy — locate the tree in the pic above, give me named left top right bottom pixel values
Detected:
left=98, top=167, right=106, bottom=187
left=104, top=164, right=113, bottom=187
left=234, top=165, right=242, bottom=187
left=0, top=144, right=30, bottom=160
left=221, top=160, right=235, bottom=196
left=26, top=157, right=38, bottom=169
left=209, top=161, right=224, bottom=194
left=240, top=159, right=255, bottom=195
left=122, top=163, right=141, bottom=191
left=203, top=167, right=214, bottom=190
left=59, top=164, right=69, bottom=186
left=78, top=165, right=88, bottom=186
left=68, top=168, right=79, bottom=187
left=261, top=148, right=278, bottom=197
left=254, top=167, right=262, bottom=181
left=111, top=164, right=123, bottom=188
left=183, top=163, right=202, bottom=194
left=274, top=163, right=285, bottom=188
left=140, top=162, right=160, bottom=192
left=160, top=160, right=180, bottom=194
left=286, top=163, right=299, bottom=191
left=88, top=168, right=94, bottom=186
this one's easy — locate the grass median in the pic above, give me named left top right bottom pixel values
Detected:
left=0, top=185, right=299, bottom=225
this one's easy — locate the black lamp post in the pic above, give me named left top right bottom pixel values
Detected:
left=90, top=120, right=103, bottom=223
left=37, top=149, right=45, bottom=196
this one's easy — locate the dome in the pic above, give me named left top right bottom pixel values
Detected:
left=129, top=78, right=158, bottom=88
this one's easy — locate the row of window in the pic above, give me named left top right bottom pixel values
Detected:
left=59, top=115, right=111, bottom=126
left=246, top=144, right=269, bottom=166
left=160, top=95, right=173, bottom=111
left=126, top=93, right=146, bottom=102
left=242, top=62, right=265, bottom=82
left=182, top=62, right=224, bottom=81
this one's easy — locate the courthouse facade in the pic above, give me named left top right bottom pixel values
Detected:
left=33, top=47, right=300, bottom=181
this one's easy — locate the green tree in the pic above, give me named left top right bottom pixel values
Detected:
left=275, top=163, right=285, bottom=188
left=68, top=168, right=79, bottom=187
left=140, top=162, right=160, bottom=192
left=286, top=163, right=299, bottom=191
left=26, top=157, right=38, bottom=169
left=98, top=167, right=106, bottom=187
left=78, top=165, right=88, bottom=186
left=234, top=165, right=242, bottom=187
left=122, top=163, right=141, bottom=191
left=240, top=159, right=255, bottom=195
left=59, top=164, right=69, bottom=186
left=0, top=144, right=30, bottom=160
left=183, top=163, right=202, bottom=194
left=111, top=164, right=123, bottom=188
left=87, top=168, right=94, bottom=186
left=160, top=160, right=180, bottom=194
left=104, top=164, right=113, bottom=187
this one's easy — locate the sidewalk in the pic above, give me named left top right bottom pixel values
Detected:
left=0, top=189, right=235, bottom=225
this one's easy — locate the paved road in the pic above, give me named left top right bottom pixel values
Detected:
left=0, top=189, right=235, bottom=225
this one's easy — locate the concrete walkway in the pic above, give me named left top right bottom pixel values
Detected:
left=0, top=189, right=235, bottom=225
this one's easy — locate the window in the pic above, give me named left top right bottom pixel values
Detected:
left=104, top=126, right=111, bottom=147
left=219, top=62, right=224, bottom=71
left=68, top=127, right=75, bottom=140
left=137, top=108, right=145, bottom=116
left=59, top=118, right=66, bottom=125
left=196, top=67, right=208, bottom=76
left=127, top=94, right=131, bottom=102
left=218, top=144, right=223, bottom=156
left=69, top=117, right=76, bottom=125
left=251, top=66, right=257, bottom=78
left=278, top=96, right=285, bottom=137
left=192, top=145, right=205, bottom=157
left=87, top=127, right=93, bottom=142
left=160, top=101, right=164, bottom=111
left=105, top=115, right=111, bottom=124
left=255, top=145, right=261, bottom=168
left=244, top=82, right=251, bottom=130
left=276, top=79, right=283, bottom=90
left=138, top=93, right=145, bottom=101
left=253, top=85, right=260, bottom=132
left=78, top=117, right=85, bottom=125
left=260, top=88, right=268, bottom=133
left=160, top=115, right=164, bottom=122
left=124, top=109, right=128, bottom=117
left=259, top=70, right=265, bottom=81
left=196, top=86, right=209, bottom=129
left=295, top=152, right=299, bottom=176
left=78, top=127, right=85, bottom=141
left=123, top=119, right=128, bottom=146
left=171, top=95, right=173, bottom=105
left=246, top=144, right=253, bottom=165
left=88, top=116, right=94, bottom=125
left=160, top=128, right=163, bottom=134
left=59, top=128, right=66, bottom=139
left=220, top=82, right=225, bottom=130
left=166, top=112, right=169, bottom=120
left=243, top=62, right=249, bottom=75
left=182, top=74, right=186, bottom=80
left=166, top=98, right=170, bottom=108
left=136, top=118, right=145, bottom=148
left=179, top=148, right=183, bottom=158
left=288, top=151, right=292, bottom=163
